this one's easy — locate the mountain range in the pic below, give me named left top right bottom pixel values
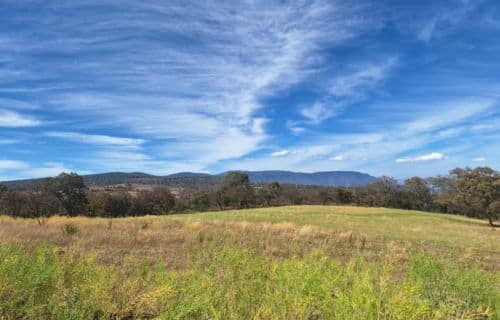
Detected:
left=2, top=170, right=378, bottom=190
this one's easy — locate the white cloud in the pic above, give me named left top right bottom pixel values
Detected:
left=21, top=163, right=79, bottom=179
left=417, top=1, right=476, bottom=42
left=225, top=97, right=495, bottom=176
left=0, top=109, right=40, bottom=127
left=300, top=102, right=335, bottom=124
left=0, top=139, right=17, bottom=144
left=2, top=0, right=373, bottom=170
left=472, top=157, right=486, bottom=162
left=403, top=99, right=495, bottom=135
left=0, top=159, right=29, bottom=170
left=330, top=57, right=398, bottom=98
left=330, top=155, right=344, bottom=161
left=251, top=118, right=269, bottom=135
left=299, top=56, right=398, bottom=124
left=395, top=152, right=445, bottom=163
left=0, top=160, right=81, bottom=180
left=286, top=121, right=305, bottom=134
left=97, top=151, right=150, bottom=161
left=271, top=150, right=290, bottom=157
left=45, top=132, right=146, bottom=149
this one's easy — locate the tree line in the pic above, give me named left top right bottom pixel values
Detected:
left=0, top=167, right=498, bottom=226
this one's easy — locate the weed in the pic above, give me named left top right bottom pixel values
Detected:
left=61, top=223, right=79, bottom=236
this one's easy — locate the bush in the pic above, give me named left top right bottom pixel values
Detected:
left=61, top=223, right=79, bottom=236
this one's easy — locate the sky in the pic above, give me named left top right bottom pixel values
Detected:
left=1, top=0, right=499, bottom=181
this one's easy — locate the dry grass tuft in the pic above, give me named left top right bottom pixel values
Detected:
left=0, top=206, right=498, bottom=271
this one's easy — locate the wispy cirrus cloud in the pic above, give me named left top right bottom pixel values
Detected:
left=228, top=97, right=497, bottom=176
left=329, top=57, right=398, bottom=98
left=298, top=56, right=398, bottom=125
left=0, top=159, right=29, bottom=170
left=330, top=155, right=345, bottom=161
left=417, top=0, right=477, bottom=42
left=300, top=102, right=335, bottom=124
left=1, top=1, right=499, bottom=179
left=1, top=0, right=376, bottom=172
left=395, top=152, right=445, bottom=163
left=0, top=109, right=40, bottom=127
left=0, top=139, right=18, bottom=144
left=271, top=150, right=290, bottom=157
left=45, top=132, right=146, bottom=149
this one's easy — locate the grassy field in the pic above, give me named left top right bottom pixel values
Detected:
left=174, top=205, right=499, bottom=252
left=0, top=205, right=499, bottom=319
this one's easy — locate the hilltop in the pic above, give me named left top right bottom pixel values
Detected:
left=2, top=170, right=378, bottom=190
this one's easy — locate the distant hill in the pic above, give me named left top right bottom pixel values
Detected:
left=2, top=170, right=378, bottom=190
left=239, top=171, right=377, bottom=187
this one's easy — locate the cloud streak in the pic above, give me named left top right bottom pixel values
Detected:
left=45, top=132, right=146, bottom=149
left=1, top=1, right=499, bottom=179
left=271, top=150, right=290, bottom=157
left=0, top=109, right=40, bottom=127
left=1, top=1, right=371, bottom=168
left=395, top=152, right=445, bottom=163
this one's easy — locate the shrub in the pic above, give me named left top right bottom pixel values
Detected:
left=61, top=223, right=79, bottom=236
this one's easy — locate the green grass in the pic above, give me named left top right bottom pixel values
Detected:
left=174, top=205, right=499, bottom=252
left=0, top=244, right=497, bottom=319
left=0, top=205, right=499, bottom=319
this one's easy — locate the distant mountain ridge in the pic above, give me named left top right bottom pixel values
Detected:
left=2, top=170, right=378, bottom=190
left=239, top=170, right=377, bottom=186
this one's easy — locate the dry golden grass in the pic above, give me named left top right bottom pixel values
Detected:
left=174, top=205, right=500, bottom=252
left=1, top=206, right=498, bottom=271
left=0, top=206, right=499, bottom=319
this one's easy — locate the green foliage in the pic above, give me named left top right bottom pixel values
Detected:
left=189, top=192, right=210, bottom=211
left=0, top=183, right=7, bottom=196
left=407, top=251, right=497, bottom=318
left=450, top=167, right=499, bottom=225
left=489, top=200, right=500, bottom=224
left=0, top=246, right=114, bottom=319
left=404, top=177, right=433, bottom=211
left=217, top=172, right=255, bottom=209
left=140, top=189, right=176, bottom=215
left=0, top=243, right=496, bottom=319
left=101, top=192, right=132, bottom=217
left=0, top=167, right=498, bottom=224
left=256, top=181, right=281, bottom=206
left=0, top=190, right=30, bottom=217
left=51, top=172, right=88, bottom=216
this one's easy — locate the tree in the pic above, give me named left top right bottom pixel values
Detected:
left=26, top=181, right=61, bottom=217
left=51, top=173, right=88, bottom=216
left=0, top=183, right=7, bottom=197
left=217, top=172, right=255, bottom=209
left=488, top=200, right=500, bottom=227
left=87, top=192, right=107, bottom=217
left=354, top=177, right=401, bottom=208
left=141, top=189, right=176, bottom=215
left=190, top=192, right=210, bottom=211
left=404, top=177, right=432, bottom=211
left=314, top=187, right=334, bottom=205
left=428, top=176, right=455, bottom=213
left=335, top=187, right=353, bottom=204
left=0, top=191, right=30, bottom=217
left=102, top=192, right=132, bottom=217
left=451, top=167, right=499, bottom=226
left=257, top=181, right=281, bottom=206
left=279, top=185, right=304, bottom=205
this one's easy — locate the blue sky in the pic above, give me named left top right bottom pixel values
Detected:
left=1, top=0, right=499, bottom=180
